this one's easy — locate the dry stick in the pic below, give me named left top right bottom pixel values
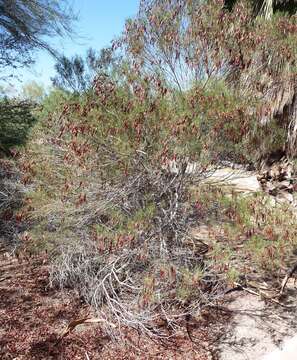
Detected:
left=233, top=282, right=295, bottom=309
left=58, top=317, right=116, bottom=342
left=279, top=262, right=297, bottom=296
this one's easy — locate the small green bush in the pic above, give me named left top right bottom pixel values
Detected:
left=0, top=98, right=36, bottom=153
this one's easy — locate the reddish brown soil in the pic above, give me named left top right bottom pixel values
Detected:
left=0, top=253, right=224, bottom=359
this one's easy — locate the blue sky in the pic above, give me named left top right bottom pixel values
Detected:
left=16, top=0, right=139, bottom=89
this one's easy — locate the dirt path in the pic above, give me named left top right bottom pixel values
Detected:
left=219, top=293, right=297, bottom=360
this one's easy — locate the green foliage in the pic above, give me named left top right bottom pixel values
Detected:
left=123, top=0, right=297, bottom=159
left=39, top=88, right=72, bottom=117
left=0, top=98, right=36, bottom=153
left=205, top=187, right=297, bottom=276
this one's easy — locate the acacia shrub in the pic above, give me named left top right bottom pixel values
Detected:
left=19, top=72, right=230, bottom=339
left=18, top=0, right=297, bottom=340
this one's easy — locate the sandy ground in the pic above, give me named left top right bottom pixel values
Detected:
left=204, top=167, right=261, bottom=193
left=203, top=167, right=297, bottom=359
left=219, top=293, right=297, bottom=360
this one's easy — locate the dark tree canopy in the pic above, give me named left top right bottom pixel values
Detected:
left=0, top=0, right=75, bottom=72
left=0, top=98, right=36, bottom=153
left=224, top=0, right=297, bottom=16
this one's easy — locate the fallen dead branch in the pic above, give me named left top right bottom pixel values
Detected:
left=279, top=262, right=297, bottom=296
left=233, top=282, right=295, bottom=309
left=59, top=317, right=116, bottom=340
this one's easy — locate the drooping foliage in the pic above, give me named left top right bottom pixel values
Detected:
left=51, top=47, right=119, bottom=93
left=122, top=0, right=297, bottom=157
left=0, top=0, right=75, bottom=75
